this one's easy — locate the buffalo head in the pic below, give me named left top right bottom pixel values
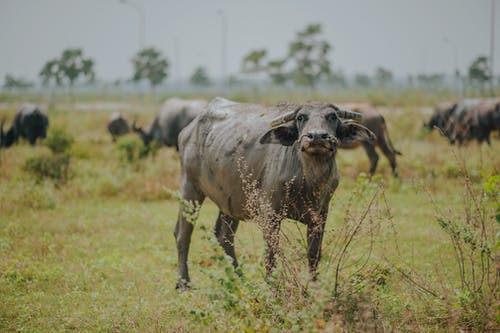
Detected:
left=260, top=103, right=374, bottom=157
left=131, top=119, right=153, bottom=145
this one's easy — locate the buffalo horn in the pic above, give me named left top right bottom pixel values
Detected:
left=270, top=107, right=301, bottom=128
left=336, top=109, right=363, bottom=121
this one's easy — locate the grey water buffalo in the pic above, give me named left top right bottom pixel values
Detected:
left=107, top=112, right=130, bottom=142
left=0, top=104, right=49, bottom=148
left=454, top=98, right=500, bottom=145
left=132, top=98, right=207, bottom=150
left=174, top=98, right=375, bottom=289
left=339, top=104, right=401, bottom=176
left=445, top=99, right=482, bottom=145
left=425, top=101, right=456, bottom=133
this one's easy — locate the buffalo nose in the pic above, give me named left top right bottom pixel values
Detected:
left=306, top=132, right=329, bottom=141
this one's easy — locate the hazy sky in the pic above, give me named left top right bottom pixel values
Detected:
left=1, top=0, right=499, bottom=82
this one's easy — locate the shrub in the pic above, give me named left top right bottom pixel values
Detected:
left=23, top=153, right=71, bottom=184
left=42, top=127, right=74, bottom=154
left=116, top=137, right=153, bottom=163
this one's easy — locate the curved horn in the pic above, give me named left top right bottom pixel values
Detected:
left=270, top=106, right=301, bottom=128
left=336, top=109, right=363, bottom=121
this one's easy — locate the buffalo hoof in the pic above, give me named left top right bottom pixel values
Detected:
left=175, top=280, right=191, bottom=291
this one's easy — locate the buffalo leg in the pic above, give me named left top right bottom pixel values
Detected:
left=214, top=212, right=240, bottom=268
left=377, top=140, right=398, bottom=177
left=362, top=142, right=379, bottom=176
left=174, top=177, right=205, bottom=290
left=307, top=215, right=326, bottom=281
left=263, top=220, right=281, bottom=279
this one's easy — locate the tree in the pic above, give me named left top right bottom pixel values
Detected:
left=3, top=75, right=34, bottom=90
left=416, top=73, right=445, bottom=90
left=286, top=24, right=332, bottom=88
left=241, top=49, right=267, bottom=73
left=468, top=56, right=491, bottom=94
left=239, top=23, right=332, bottom=88
left=131, top=47, right=169, bottom=92
left=40, top=59, right=62, bottom=87
left=39, top=48, right=95, bottom=90
left=374, top=66, right=393, bottom=88
left=59, top=49, right=95, bottom=89
left=354, top=73, right=371, bottom=88
left=328, top=69, right=348, bottom=88
left=267, top=59, right=288, bottom=85
left=189, top=67, right=211, bottom=87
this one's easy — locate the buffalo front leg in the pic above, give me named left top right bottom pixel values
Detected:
left=173, top=178, right=205, bottom=290
left=307, top=215, right=326, bottom=281
left=214, top=212, right=240, bottom=268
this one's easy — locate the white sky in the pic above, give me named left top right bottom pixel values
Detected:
left=0, top=0, right=499, bottom=82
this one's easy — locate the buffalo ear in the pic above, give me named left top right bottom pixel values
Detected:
left=337, top=121, right=376, bottom=145
left=260, top=124, right=298, bottom=146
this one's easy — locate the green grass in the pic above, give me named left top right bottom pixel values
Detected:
left=0, top=94, right=499, bottom=331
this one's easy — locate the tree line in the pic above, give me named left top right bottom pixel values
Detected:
left=2, top=23, right=497, bottom=94
left=3, top=47, right=211, bottom=93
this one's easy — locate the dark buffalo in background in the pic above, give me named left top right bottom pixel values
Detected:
left=339, top=103, right=402, bottom=177
left=132, top=98, right=207, bottom=150
left=1, top=104, right=49, bottom=148
left=445, top=99, right=482, bottom=145
left=424, top=101, right=456, bottom=134
left=173, top=97, right=375, bottom=289
left=426, top=98, right=500, bottom=146
left=453, top=98, right=500, bottom=145
left=107, top=112, right=130, bottom=142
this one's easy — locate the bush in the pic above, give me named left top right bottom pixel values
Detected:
left=22, top=128, right=74, bottom=184
left=23, top=153, right=71, bottom=184
left=43, top=127, right=74, bottom=154
left=116, top=137, right=155, bottom=163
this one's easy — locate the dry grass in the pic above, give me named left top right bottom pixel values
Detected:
left=0, top=93, right=499, bottom=332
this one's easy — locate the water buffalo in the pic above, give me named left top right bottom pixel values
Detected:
left=174, top=98, right=375, bottom=289
left=339, top=104, right=401, bottom=176
left=445, top=99, right=482, bottom=145
left=107, top=112, right=130, bottom=142
left=425, top=101, right=456, bottom=133
left=455, top=98, right=500, bottom=145
left=0, top=104, right=49, bottom=148
left=132, top=98, right=207, bottom=150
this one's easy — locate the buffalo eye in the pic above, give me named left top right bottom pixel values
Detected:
left=326, top=113, right=338, bottom=122
left=296, top=114, right=307, bottom=122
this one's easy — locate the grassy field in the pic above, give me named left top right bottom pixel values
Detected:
left=0, top=93, right=499, bottom=332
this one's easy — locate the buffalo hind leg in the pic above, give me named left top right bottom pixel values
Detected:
left=215, top=212, right=240, bottom=269
left=378, top=140, right=399, bottom=177
left=174, top=177, right=205, bottom=290
left=362, top=142, right=379, bottom=176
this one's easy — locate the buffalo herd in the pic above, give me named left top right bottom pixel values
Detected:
left=2, top=96, right=499, bottom=287
left=425, top=98, right=500, bottom=146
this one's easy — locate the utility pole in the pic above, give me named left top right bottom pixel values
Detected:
left=490, top=0, right=496, bottom=96
left=120, top=0, right=145, bottom=49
